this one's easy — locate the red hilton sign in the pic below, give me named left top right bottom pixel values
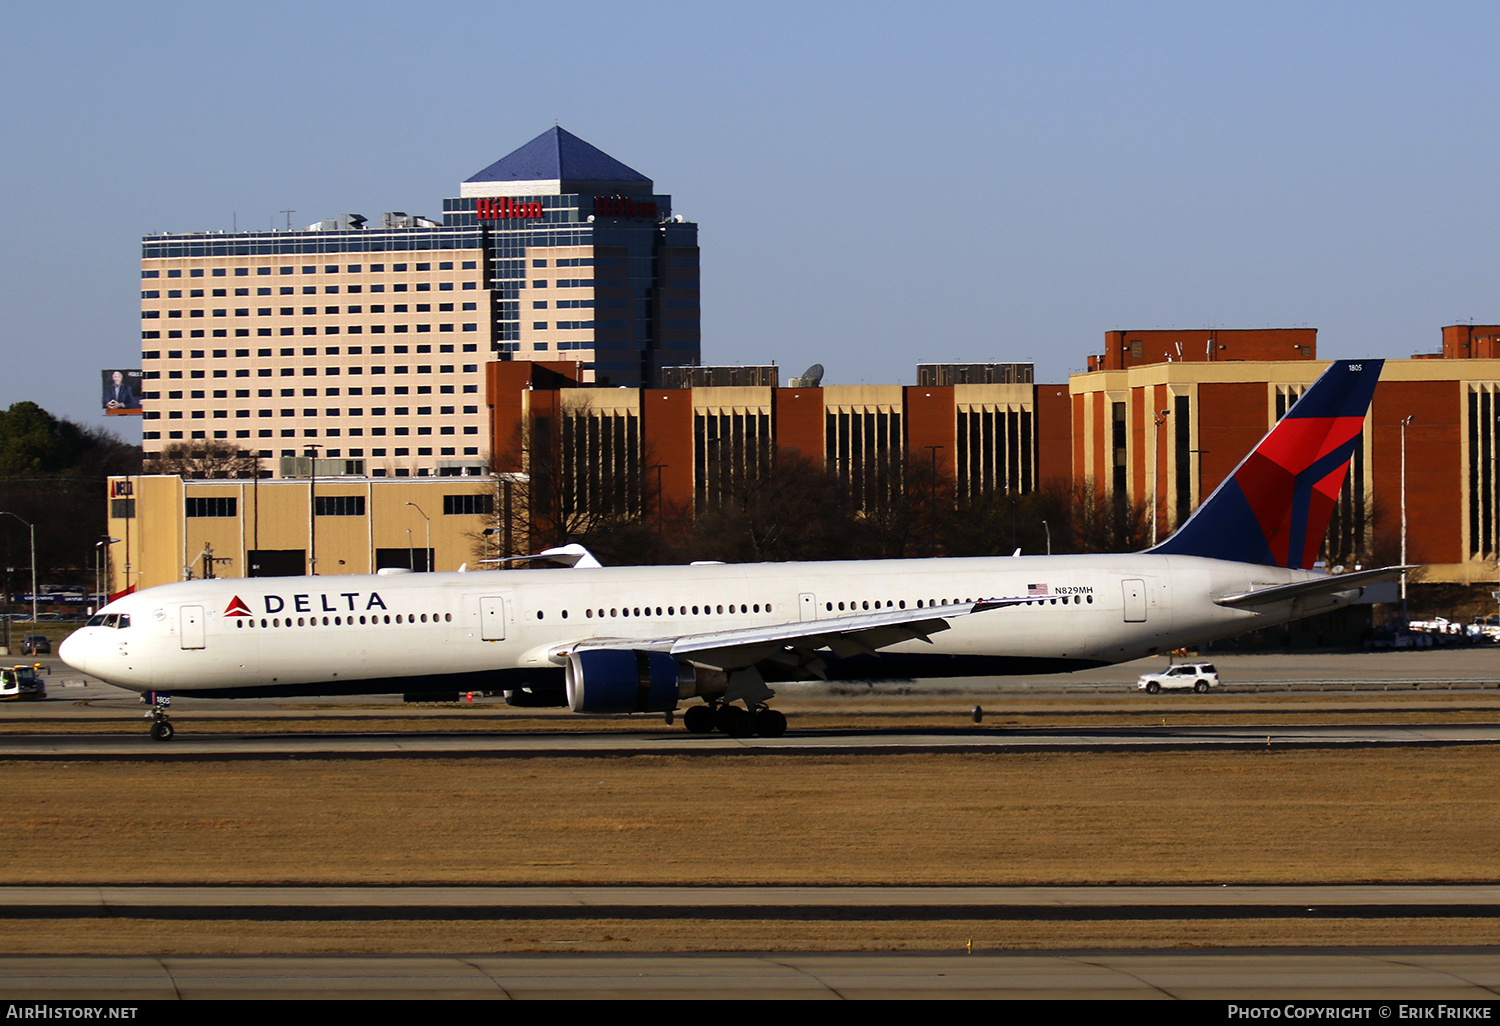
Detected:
left=476, top=197, right=542, bottom=220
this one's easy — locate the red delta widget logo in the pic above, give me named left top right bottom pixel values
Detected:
left=223, top=592, right=388, bottom=616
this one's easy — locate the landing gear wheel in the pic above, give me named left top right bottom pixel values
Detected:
left=1194, top=680, right=1209, bottom=694
left=683, top=704, right=716, bottom=734
left=753, top=707, right=787, bottom=738
left=715, top=703, right=755, bottom=738
left=145, top=692, right=174, bottom=741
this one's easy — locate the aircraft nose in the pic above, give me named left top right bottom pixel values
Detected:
left=59, top=631, right=98, bottom=677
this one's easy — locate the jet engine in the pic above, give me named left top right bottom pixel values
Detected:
left=565, top=650, right=694, bottom=713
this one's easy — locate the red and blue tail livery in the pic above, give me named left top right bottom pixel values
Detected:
left=1153, top=359, right=1383, bottom=569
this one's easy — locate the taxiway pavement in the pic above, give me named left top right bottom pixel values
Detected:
left=3, top=948, right=1500, bottom=999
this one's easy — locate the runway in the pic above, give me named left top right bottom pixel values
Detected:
left=4, top=886, right=1500, bottom=998
left=5, top=948, right=1500, bottom=999
left=5, top=883, right=1500, bottom=918
left=5, top=720, right=1500, bottom=758
left=9, top=647, right=1500, bottom=756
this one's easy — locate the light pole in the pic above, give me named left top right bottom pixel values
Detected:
left=94, top=537, right=120, bottom=612
left=0, top=512, right=36, bottom=623
left=1151, top=409, right=1170, bottom=547
left=241, top=449, right=261, bottom=576
left=305, top=445, right=321, bottom=574
left=406, top=502, right=430, bottom=571
left=1401, top=414, right=1414, bottom=621
left=1041, top=519, right=1051, bottom=556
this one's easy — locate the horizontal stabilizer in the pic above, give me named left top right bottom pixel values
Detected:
left=481, top=544, right=603, bottom=569
left=1213, top=566, right=1411, bottom=610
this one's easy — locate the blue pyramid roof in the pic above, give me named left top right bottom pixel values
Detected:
left=465, top=127, right=651, bottom=186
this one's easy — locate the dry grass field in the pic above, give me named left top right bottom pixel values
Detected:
left=5, top=745, right=1500, bottom=953
left=10, top=748, right=1500, bottom=886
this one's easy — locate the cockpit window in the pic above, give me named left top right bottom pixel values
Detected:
left=86, top=614, right=130, bottom=629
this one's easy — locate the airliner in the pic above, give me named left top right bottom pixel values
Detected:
left=62, top=360, right=1398, bottom=741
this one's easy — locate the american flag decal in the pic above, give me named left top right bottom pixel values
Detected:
left=1027, top=583, right=1049, bottom=596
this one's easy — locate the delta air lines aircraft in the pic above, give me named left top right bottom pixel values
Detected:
left=63, top=360, right=1398, bottom=741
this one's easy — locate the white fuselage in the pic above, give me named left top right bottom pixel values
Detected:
left=59, top=554, right=1335, bottom=698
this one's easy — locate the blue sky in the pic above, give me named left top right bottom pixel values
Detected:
left=3, top=1, right=1499, bottom=433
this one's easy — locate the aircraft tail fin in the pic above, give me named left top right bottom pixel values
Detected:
left=1151, top=359, right=1383, bottom=569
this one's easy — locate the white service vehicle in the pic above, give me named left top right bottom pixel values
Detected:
left=1137, top=662, right=1220, bottom=694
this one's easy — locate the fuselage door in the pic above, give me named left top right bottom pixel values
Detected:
left=799, top=593, right=817, bottom=622
left=480, top=595, right=509, bottom=641
left=180, top=605, right=206, bottom=650
left=1122, top=579, right=1147, bottom=623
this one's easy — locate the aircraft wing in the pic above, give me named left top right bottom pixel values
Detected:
left=1213, top=566, right=1411, bottom=610
left=568, top=597, right=1038, bottom=675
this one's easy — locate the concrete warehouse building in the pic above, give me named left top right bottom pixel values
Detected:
left=104, top=474, right=510, bottom=594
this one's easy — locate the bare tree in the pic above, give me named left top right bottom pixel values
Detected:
left=858, top=448, right=954, bottom=558
left=686, top=449, right=866, bottom=563
left=144, top=441, right=260, bottom=479
left=1063, top=480, right=1153, bottom=553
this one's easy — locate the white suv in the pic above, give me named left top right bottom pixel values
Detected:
left=1137, top=663, right=1220, bottom=694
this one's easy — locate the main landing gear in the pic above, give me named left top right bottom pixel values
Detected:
left=144, top=692, right=174, bottom=742
left=682, top=701, right=787, bottom=738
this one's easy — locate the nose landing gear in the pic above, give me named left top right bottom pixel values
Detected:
left=144, top=693, right=174, bottom=741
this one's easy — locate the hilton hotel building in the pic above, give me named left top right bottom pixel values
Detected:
left=138, top=127, right=700, bottom=478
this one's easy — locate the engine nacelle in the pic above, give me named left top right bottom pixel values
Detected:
left=565, top=649, right=692, bottom=714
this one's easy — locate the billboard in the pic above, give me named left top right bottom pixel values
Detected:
left=102, top=369, right=143, bottom=415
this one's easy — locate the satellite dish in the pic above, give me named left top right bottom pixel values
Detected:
left=789, top=363, right=824, bottom=387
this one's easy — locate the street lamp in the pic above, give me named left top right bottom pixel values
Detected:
left=240, top=449, right=261, bottom=577
left=405, top=501, right=431, bottom=571
left=1041, top=519, right=1051, bottom=556
left=1152, top=409, right=1170, bottom=547
left=0, top=512, right=36, bottom=623
left=305, top=445, right=321, bottom=574
left=94, top=537, right=120, bottom=612
left=1401, top=414, right=1414, bottom=621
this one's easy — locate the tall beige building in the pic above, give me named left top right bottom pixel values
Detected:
left=139, top=127, right=700, bottom=478
left=140, top=248, right=492, bottom=478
